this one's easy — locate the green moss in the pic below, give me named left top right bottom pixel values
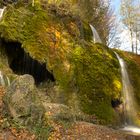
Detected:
left=82, top=22, right=93, bottom=41
left=129, top=62, right=140, bottom=105
left=71, top=44, right=121, bottom=123
left=0, top=3, right=122, bottom=124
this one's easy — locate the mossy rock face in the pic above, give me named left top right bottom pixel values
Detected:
left=3, top=74, right=45, bottom=127
left=0, top=3, right=121, bottom=124
left=0, top=45, right=15, bottom=84
left=72, top=44, right=121, bottom=123
left=0, top=43, right=11, bottom=73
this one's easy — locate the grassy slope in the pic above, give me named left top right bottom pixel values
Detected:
left=0, top=3, right=122, bottom=124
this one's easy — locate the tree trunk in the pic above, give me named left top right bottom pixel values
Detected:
left=130, top=29, right=134, bottom=53
left=135, top=26, right=138, bottom=54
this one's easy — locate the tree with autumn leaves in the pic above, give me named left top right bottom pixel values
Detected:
left=121, top=0, right=140, bottom=54
left=75, top=0, right=113, bottom=45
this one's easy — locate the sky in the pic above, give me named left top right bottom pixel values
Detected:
left=110, top=0, right=140, bottom=54
left=111, top=0, right=121, bottom=14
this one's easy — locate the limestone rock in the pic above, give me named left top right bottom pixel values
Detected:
left=3, top=74, right=45, bottom=127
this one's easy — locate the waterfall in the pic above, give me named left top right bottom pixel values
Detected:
left=115, top=52, right=137, bottom=125
left=115, top=52, right=140, bottom=134
left=0, top=7, right=6, bottom=19
left=0, top=71, right=10, bottom=86
left=0, top=71, right=5, bottom=86
left=89, top=24, right=102, bottom=44
left=6, top=76, right=10, bottom=86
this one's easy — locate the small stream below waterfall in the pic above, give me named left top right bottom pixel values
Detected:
left=115, top=52, right=140, bottom=135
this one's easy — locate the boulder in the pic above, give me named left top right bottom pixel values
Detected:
left=3, top=74, right=45, bottom=127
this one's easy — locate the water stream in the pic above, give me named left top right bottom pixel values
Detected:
left=0, top=7, right=6, bottom=19
left=89, top=24, right=102, bottom=44
left=0, top=71, right=10, bottom=86
left=0, top=71, right=5, bottom=86
left=115, top=52, right=140, bottom=135
left=0, top=7, right=10, bottom=87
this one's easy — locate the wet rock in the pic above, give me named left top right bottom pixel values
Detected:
left=3, top=74, right=45, bottom=127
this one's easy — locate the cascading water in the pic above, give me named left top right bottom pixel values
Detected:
left=89, top=24, right=102, bottom=44
left=0, top=7, right=6, bottom=19
left=0, top=71, right=10, bottom=86
left=115, top=52, right=137, bottom=124
left=115, top=52, right=140, bottom=134
left=0, top=71, right=5, bottom=86
left=0, top=8, right=9, bottom=86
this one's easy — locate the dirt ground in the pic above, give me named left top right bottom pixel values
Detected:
left=1, top=86, right=140, bottom=140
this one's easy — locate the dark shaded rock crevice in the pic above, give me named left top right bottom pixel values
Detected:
left=1, top=39, right=55, bottom=85
left=111, top=99, right=122, bottom=108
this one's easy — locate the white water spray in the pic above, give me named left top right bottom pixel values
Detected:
left=0, top=71, right=10, bottom=87
left=0, top=7, right=6, bottom=20
left=6, top=76, right=10, bottom=86
left=115, top=52, right=140, bottom=134
left=0, top=71, right=5, bottom=86
left=89, top=24, right=102, bottom=44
